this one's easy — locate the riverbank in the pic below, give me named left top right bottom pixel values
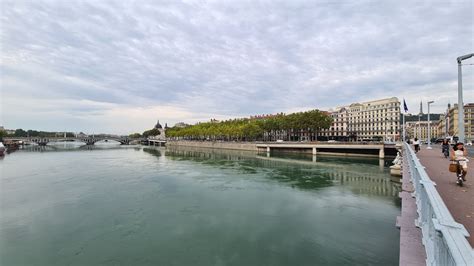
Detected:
left=167, top=140, right=258, bottom=151
left=167, top=140, right=398, bottom=158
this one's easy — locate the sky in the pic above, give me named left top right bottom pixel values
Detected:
left=1, top=0, right=473, bottom=135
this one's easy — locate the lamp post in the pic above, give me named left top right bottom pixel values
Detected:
left=457, top=53, right=474, bottom=143
left=427, top=101, right=434, bottom=149
left=418, top=111, right=421, bottom=140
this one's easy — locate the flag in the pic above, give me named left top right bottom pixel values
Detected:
left=403, top=99, right=408, bottom=113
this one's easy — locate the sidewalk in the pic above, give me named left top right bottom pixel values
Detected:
left=415, top=146, right=474, bottom=247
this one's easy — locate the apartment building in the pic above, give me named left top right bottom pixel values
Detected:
left=438, top=103, right=474, bottom=142
left=406, top=121, right=439, bottom=141
left=320, top=97, right=401, bottom=141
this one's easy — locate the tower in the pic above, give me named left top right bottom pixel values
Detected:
left=154, top=120, right=163, bottom=129
left=154, top=119, right=166, bottom=140
left=419, top=101, right=423, bottom=115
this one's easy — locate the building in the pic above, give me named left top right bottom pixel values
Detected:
left=173, top=122, right=189, bottom=128
left=406, top=121, right=439, bottom=141
left=320, top=97, right=401, bottom=141
left=466, top=103, right=474, bottom=142
left=437, top=103, right=474, bottom=142
left=437, top=114, right=447, bottom=138
left=319, top=107, right=349, bottom=140
left=151, top=120, right=167, bottom=140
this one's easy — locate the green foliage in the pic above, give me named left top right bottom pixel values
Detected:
left=166, top=109, right=332, bottom=141
left=14, top=129, right=28, bottom=137
left=129, top=133, right=142, bottom=139
left=142, top=128, right=161, bottom=137
left=9, top=129, right=75, bottom=137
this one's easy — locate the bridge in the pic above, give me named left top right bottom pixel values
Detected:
left=400, top=142, right=473, bottom=265
left=3, top=136, right=132, bottom=146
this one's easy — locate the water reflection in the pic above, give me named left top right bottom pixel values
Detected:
left=1, top=144, right=400, bottom=265
left=18, top=144, right=139, bottom=152
left=143, top=147, right=401, bottom=198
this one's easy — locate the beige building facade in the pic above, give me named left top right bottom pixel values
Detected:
left=320, top=97, right=401, bottom=141
left=436, top=103, right=474, bottom=142
left=406, top=121, right=439, bottom=141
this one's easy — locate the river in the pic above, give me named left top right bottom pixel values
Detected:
left=0, top=144, right=401, bottom=265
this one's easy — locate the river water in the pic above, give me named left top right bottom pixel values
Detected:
left=0, top=144, right=401, bottom=265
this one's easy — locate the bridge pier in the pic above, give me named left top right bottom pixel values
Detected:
left=379, top=148, right=385, bottom=159
left=312, top=147, right=317, bottom=155
left=84, top=139, right=95, bottom=145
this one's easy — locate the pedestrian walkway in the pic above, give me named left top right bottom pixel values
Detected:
left=416, top=146, right=474, bottom=247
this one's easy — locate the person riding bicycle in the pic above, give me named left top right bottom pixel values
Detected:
left=413, top=138, right=420, bottom=153
left=442, top=139, right=450, bottom=157
left=451, top=142, right=468, bottom=181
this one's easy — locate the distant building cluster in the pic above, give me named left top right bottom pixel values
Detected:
left=173, top=122, right=189, bottom=128
left=155, top=98, right=473, bottom=143
left=405, top=103, right=474, bottom=143
left=249, top=113, right=283, bottom=120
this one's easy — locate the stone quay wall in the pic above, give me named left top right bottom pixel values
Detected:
left=166, top=141, right=258, bottom=151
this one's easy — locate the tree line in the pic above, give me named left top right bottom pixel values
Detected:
left=166, top=109, right=332, bottom=141
left=128, top=128, right=161, bottom=139
left=0, top=129, right=75, bottom=138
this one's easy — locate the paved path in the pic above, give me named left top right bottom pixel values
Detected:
left=416, top=145, right=474, bottom=247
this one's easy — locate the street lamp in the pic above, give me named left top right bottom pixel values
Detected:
left=427, top=101, right=434, bottom=149
left=457, top=53, right=474, bottom=143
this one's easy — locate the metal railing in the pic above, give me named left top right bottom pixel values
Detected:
left=404, top=142, right=474, bottom=265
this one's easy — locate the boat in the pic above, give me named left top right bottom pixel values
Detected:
left=0, top=142, right=5, bottom=156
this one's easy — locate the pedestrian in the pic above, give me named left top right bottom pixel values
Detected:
left=413, top=138, right=420, bottom=153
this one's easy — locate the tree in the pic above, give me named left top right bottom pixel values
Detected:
left=14, top=129, right=28, bottom=137
left=161, top=110, right=332, bottom=142
left=129, top=133, right=142, bottom=139
left=142, top=128, right=161, bottom=137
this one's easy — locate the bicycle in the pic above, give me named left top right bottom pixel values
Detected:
left=450, top=159, right=467, bottom=186
left=442, top=145, right=449, bottom=158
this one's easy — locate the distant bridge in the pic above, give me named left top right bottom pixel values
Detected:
left=3, top=136, right=132, bottom=146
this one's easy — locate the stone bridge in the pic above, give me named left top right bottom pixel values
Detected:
left=3, top=136, right=131, bottom=146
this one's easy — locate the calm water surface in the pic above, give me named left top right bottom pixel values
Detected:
left=0, top=144, right=401, bottom=265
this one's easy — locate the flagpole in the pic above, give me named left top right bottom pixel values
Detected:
left=402, top=113, right=405, bottom=142
left=402, top=99, right=408, bottom=142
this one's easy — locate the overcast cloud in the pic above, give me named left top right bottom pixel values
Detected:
left=1, top=0, right=473, bottom=134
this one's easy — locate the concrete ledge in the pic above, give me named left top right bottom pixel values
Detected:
left=167, top=141, right=257, bottom=151
left=398, top=154, right=426, bottom=266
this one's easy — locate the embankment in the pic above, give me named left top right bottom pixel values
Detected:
left=166, top=141, right=257, bottom=151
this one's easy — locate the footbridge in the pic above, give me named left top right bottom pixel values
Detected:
left=3, top=136, right=131, bottom=146
left=400, top=142, right=473, bottom=265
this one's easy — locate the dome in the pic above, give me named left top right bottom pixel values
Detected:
left=154, top=120, right=163, bottom=129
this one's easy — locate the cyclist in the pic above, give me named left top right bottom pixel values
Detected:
left=451, top=142, right=468, bottom=182
left=441, top=139, right=450, bottom=158
left=413, top=138, right=420, bottom=153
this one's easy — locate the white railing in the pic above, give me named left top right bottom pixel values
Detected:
left=404, top=142, right=474, bottom=265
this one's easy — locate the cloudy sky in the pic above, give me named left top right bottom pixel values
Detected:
left=1, top=0, right=473, bottom=134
